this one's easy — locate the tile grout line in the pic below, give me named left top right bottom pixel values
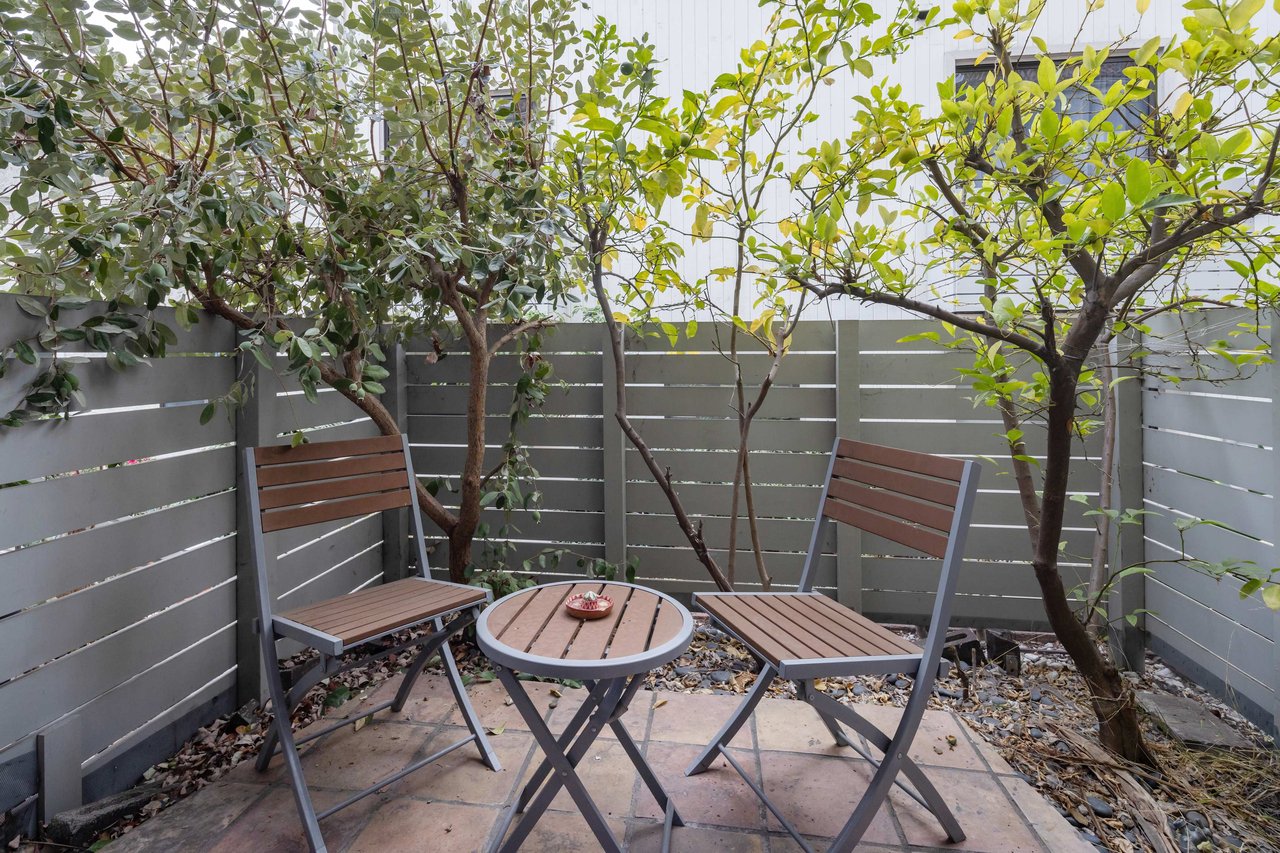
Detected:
left=949, top=709, right=1053, bottom=852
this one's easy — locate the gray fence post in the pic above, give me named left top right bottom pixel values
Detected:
left=235, top=351, right=272, bottom=705
left=381, top=342, right=412, bottom=581
left=835, top=320, right=863, bottom=609
left=1271, top=312, right=1280, bottom=735
left=1107, top=329, right=1147, bottom=673
left=602, top=328, right=627, bottom=567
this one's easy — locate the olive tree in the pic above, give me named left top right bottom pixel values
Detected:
left=0, top=0, right=585, bottom=582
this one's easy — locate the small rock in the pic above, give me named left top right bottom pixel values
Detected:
left=1029, top=727, right=1045, bottom=739
left=988, top=696, right=1008, bottom=706
left=851, top=683, right=868, bottom=696
left=1029, top=687, right=1043, bottom=702
left=1185, top=810, right=1207, bottom=828
left=1086, top=796, right=1114, bottom=818
left=709, top=670, right=732, bottom=684
left=673, top=665, right=697, bottom=676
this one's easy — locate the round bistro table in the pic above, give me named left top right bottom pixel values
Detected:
left=477, top=580, right=694, bottom=853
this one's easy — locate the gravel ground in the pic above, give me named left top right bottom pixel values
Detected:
left=60, top=621, right=1280, bottom=853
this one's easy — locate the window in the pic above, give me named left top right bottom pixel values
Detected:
left=955, top=55, right=1154, bottom=140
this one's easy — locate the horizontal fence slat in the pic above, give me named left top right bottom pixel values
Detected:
left=1142, top=427, right=1273, bottom=496
left=408, top=384, right=602, bottom=418
left=624, top=545, right=835, bottom=591
left=1144, top=464, right=1273, bottom=541
left=624, top=322, right=835, bottom=354
left=623, top=352, right=836, bottom=386
left=0, top=447, right=234, bottom=552
left=409, top=414, right=603, bottom=449
left=624, top=448, right=830, bottom=486
left=863, top=590, right=1048, bottom=630
left=626, top=513, right=833, bottom=555
left=1143, top=387, right=1272, bottom=447
left=408, top=353, right=603, bottom=385
left=630, top=418, right=835, bottom=452
left=0, top=537, right=235, bottom=683
left=0, top=581, right=235, bottom=757
left=626, top=386, right=834, bottom=419
left=0, top=491, right=235, bottom=615
left=273, top=514, right=384, bottom=603
left=0, top=403, right=232, bottom=485
left=413, top=446, right=605, bottom=481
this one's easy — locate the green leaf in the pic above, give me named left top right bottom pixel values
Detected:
left=199, top=402, right=217, bottom=425
left=1228, top=0, right=1264, bottom=31
left=1100, top=182, right=1127, bottom=221
left=1263, top=584, right=1280, bottom=610
left=1124, top=158, right=1151, bottom=206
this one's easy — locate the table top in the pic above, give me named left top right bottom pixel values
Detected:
left=476, top=581, right=693, bottom=679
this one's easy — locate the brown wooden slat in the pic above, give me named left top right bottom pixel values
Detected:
left=261, top=489, right=411, bottom=532
left=255, top=434, right=404, bottom=465
left=497, top=584, right=577, bottom=653
left=649, top=596, right=686, bottom=652
left=485, top=586, right=535, bottom=639
left=832, top=458, right=960, bottom=508
left=259, top=470, right=410, bottom=510
left=763, top=595, right=892, bottom=657
left=697, top=595, right=798, bottom=665
left=528, top=583, right=605, bottom=659
left=302, top=582, right=465, bottom=631
left=778, top=595, right=918, bottom=657
left=826, top=478, right=954, bottom=533
left=802, top=595, right=921, bottom=655
left=322, top=586, right=484, bottom=644
left=732, top=595, right=845, bottom=659
left=608, top=589, right=660, bottom=658
left=822, top=498, right=949, bottom=558
left=256, top=453, right=407, bottom=487
left=282, top=578, right=413, bottom=623
left=836, top=439, right=964, bottom=481
left=565, top=585, right=634, bottom=660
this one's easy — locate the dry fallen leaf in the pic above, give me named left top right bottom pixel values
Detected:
left=353, top=716, right=367, bottom=733
left=654, top=698, right=668, bottom=709
left=487, top=725, right=505, bottom=736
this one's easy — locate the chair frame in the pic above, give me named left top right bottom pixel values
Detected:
left=244, top=434, right=500, bottom=853
left=687, top=437, right=981, bottom=853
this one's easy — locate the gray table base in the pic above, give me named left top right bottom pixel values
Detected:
left=489, top=668, right=682, bottom=852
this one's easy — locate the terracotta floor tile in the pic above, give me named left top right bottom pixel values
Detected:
left=629, top=819, right=768, bottom=852
left=497, top=810, right=628, bottom=852
left=108, top=782, right=265, bottom=852
left=207, top=783, right=383, bottom=853
left=299, top=719, right=432, bottom=791
left=648, top=690, right=755, bottom=748
left=753, top=697, right=855, bottom=755
left=518, top=737, right=640, bottom=820
left=845, top=704, right=998, bottom=773
left=346, top=799, right=498, bottom=853
left=757, top=751, right=901, bottom=845
left=392, top=727, right=532, bottom=805
left=891, top=766, right=1040, bottom=852
left=633, top=742, right=767, bottom=830
left=544, top=683, right=651, bottom=742
left=439, top=679, right=562, bottom=732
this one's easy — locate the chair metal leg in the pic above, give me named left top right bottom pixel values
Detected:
left=262, top=643, right=328, bottom=853
left=390, top=617, right=466, bottom=712
left=805, top=684, right=858, bottom=749
left=686, top=662, right=775, bottom=776
left=256, top=657, right=332, bottom=773
left=809, top=685, right=965, bottom=848
left=437, top=616, right=502, bottom=771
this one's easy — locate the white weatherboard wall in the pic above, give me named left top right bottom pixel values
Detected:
left=584, top=0, right=1279, bottom=320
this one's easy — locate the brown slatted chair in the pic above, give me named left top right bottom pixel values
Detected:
left=244, top=435, right=500, bottom=853
left=687, top=438, right=981, bottom=853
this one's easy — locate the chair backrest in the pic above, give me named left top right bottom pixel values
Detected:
left=243, top=434, right=432, bottom=613
left=798, top=438, right=981, bottom=667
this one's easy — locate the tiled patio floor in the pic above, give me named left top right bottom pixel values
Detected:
left=108, top=674, right=1091, bottom=852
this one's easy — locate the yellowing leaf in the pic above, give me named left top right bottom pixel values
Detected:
left=1263, top=584, right=1280, bottom=610
left=692, top=204, right=713, bottom=241
left=1172, top=91, right=1193, bottom=120
left=1136, top=0, right=1150, bottom=12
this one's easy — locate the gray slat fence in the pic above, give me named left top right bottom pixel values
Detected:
left=0, top=296, right=387, bottom=829
left=408, top=320, right=1105, bottom=629
left=1137, top=309, right=1278, bottom=735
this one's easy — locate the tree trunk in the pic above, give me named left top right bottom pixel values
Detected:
left=448, top=314, right=490, bottom=583
left=1032, top=352, right=1155, bottom=766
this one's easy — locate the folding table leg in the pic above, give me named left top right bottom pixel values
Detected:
left=686, top=662, right=775, bottom=776
left=516, top=679, right=613, bottom=811
left=492, top=669, right=627, bottom=853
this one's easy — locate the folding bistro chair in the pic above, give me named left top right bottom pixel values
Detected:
left=688, top=438, right=981, bottom=852
left=244, top=434, right=501, bottom=853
